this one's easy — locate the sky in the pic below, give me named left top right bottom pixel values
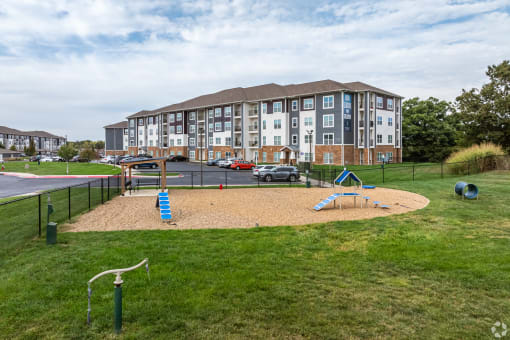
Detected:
left=0, top=0, right=509, bottom=141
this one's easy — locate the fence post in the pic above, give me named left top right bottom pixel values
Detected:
left=88, top=182, right=91, bottom=211
left=441, top=162, right=444, bottom=179
left=68, top=186, right=71, bottom=221
left=382, top=166, right=385, bottom=183
left=101, top=178, right=104, bottom=204
left=257, top=172, right=260, bottom=187
left=191, top=171, right=194, bottom=189
left=38, top=194, right=42, bottom=237
left=225, top=171, right=228, bottom=189
left=412, top=165, right=415, bottom=181
left=107, top=176, right=110, bottom=201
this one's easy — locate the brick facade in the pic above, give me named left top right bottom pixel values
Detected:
left=373, top=146, right=399, bottom=163
left=105, top=150, right=128, bottom=156
left=314, top=145, right=355, bottom=165
left=260, top=146, right=284, bottom=163
left=213, top=146, right=236, bottom=160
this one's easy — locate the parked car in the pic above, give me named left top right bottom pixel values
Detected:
left=70, top=155, right=89, bottom=162
left=30, top=155, right=42, bottom=162
left=167, top=155, right=188, bottom=162
left=259, top=166, right=300, bottom=182
left=99, top=156, right=115, bottom=164
left=253, top=165, right=276, bottom=177
left=133, top=161, right=158, bottom=169
left=137, top=154, right=153, bottom=158
left=40, top=157, right=53, bottom=162
left=230, top=160, right=256, bottom=170
left=207, top=158, right=224, bottom=166
left=218, top=158, right=240, bottom=168
left=51, top=156, right=64, bottom=162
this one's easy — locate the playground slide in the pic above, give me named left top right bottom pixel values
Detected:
left=313, top=193, right=341, bottom=211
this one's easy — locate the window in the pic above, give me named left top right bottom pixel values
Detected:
left=169, top=139, right=174, bottom=147
left=305, top=153, right=312, bottom=161
left=189, top=150, right=195, bottom=159
left=224, top=106, right=231, bottom=117
left=169, top=114, right=175, bottom=123
left=190, top=112, right=196, bottom=120
left=292, top=117, right=298, bottom=128
left=209, top=123, right=213, bottom=132
left=274, top=152, right=281, bottom=162
left=215, top=151, right=221, bottom=159
left=177, top=151, right=182, bottom=156
left=292, top=100, right=298, bottom=111
left=388, top=117, right=393, bottom=126
left=225, top=121, right=231, bottom=131
left=388, top=135, right=393, bottom=143
left=215, top=137, right=221, bottom=145
left=208, top=109, right=213, bottom=118
left=139, top=140, right=143, bottom=146
left=263, top=120, right=266, bottom=130
left=274, top=136, right=281, bottom=145
left=149, top=129, right=153, bottom=136
left=177, top=113, right=182, bottom=121
left=189, top=125, right=195, bottom=134
left=138, top=118, right=143, bottom=126
left=215, top=122, right=222, bottom=131
left=274, top=119, right=281, bottom=129
left=376, top=97, right=383, bottom=108
left=130, top=120, right=135, bottom=127
left=377, top=152, right=383, bottom=162
left=263, top=136, right=266, bottom=145
left=273, top=102, right=282, bottom=113
left=208, top=151, right=214, bottom=159
left=130, top=130, right=134, bottom=137
left=169, top=126, right=175, bottom=134
left=208, top=137, right=213, bottom=145
left=177, top=125, right=182, bottom=133
left=292, top=134, right=298, bottom=145
left=323, top=114, right=334, bottom=128
left=304, top=134, right=312, bottom=143
left=215, top=108, right=221, bottom=117
left=377, top=134, right=382, bottom=143
left=129, top=140, right=135, bottom=146
left=304, top=117, right=313, bottom=127
left=377, top=116, right=383, bottom=125
left=387, top=99, right=393, bottom=110
left=323, top=133, right=334, bottom=145
left=324, top=152, right=333, bottom=164
left=139, top=129, right=143, bottom=135
left=323, top=95, right=334, bottom=109
left=304, top=98, right=314, bottom=110
left=261, top=103, right=267, bottom=114
left=225, top=137, right=231, bottom=145
left=177, top=138, right=182, bottom=146
left=262, top=152, right=267, bottom=162
left=149, top=140, right=153, bottom=146
left=148, top=117, right=153, bottom=125
left=189, top=138, right=195, bottom=146
left=386, top=152, right=393, bottom=161
left=225, top=151, right=231, bottom=158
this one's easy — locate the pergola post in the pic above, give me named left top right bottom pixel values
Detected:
left=120, top=164, right=125, bottom=196
left=161, top=160, right=167, bottom=192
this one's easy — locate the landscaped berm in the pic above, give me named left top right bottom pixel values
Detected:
left=64, top=187, right=429, bottom=231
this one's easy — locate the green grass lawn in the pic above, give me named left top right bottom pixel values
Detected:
left=0, top=161, right=121, bottom=175
left=1, top=172, right=510, bottom=338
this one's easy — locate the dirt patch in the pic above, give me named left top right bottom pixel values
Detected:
left=64, top=187, right=429, bottom=232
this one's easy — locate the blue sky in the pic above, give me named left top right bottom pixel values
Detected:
left=0, top=0, right=509, bottom=140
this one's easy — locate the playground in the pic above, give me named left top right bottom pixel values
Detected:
left=65, top=187, right=429, bottom=231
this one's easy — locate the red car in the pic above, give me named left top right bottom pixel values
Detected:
left=230, top=160, right=256, bottom=170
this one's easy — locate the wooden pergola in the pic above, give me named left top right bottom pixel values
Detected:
left=120, top=157, right=168, bottom=195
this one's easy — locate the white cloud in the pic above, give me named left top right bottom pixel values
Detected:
left=0, top=0, right=509, bottom=139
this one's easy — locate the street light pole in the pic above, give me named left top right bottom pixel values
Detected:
left=199, top=127, right=204, bottom=186
left=306, top=129, right=313, bottom=172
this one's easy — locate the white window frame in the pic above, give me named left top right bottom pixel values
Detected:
left=388, top=117, right=393, bottom=126
left=376, top=97, right=383, bottom=109
left=209, top=123, right=213, bottom=132
left=292, top=100, right=298, bottom=111
left=208, top=151, right=214, bottom=159
left=169, top=126, right=175, bottom=134
left=292, top=134, right=298, bottom=145
left=304, top=134, right=312, bottom=144
left=262, top=136, right=266, bottom=146
left=208, top=136, right=213, bottom=145
left=324, top=152, right=333, bottom=164
left=377, top=152, right=383, bottom=162
left=215, top=122, right=222, bottom=131
left=377, top=134, right=382, bottom=144
left=377, top=116, right=383, bottom=125
left=176, top=125, right=182, bottom=134
left=215, top=108, right=221, bottom=117
left=261, top=103, right=267, bottom=114
left=189, top=112, right=196, bottom=120
left=323, top=114, right=334, bottom=128
left=323, top=133, right=334, bottom=145
left=386, top=152, right=393, bottom=161
left=292, top=117, right=298, bottom=128
left=303, top=98, right=314, bottom=110
left=224, top=106, right=231, bottom=117
left=189, top=150, right=195, bottom=159
left=304, top=117, right=313, bottom=127
left=274, top=136, right=281, bottom=145
left=177, top=138, right=182, bottom=146
left=273, top=152, right=281, bottom=162
left=189, top=137, right=195, bottom=146
left=215, top=151, right=221, bottom=159
left=169, top=114, right=175, bottom=123
left=130, top=130, right=134, bottom=137
left=215, top=137, right=221, bottom=145
left=387, top=99, right=394, bottom=110
left=388, top=135, right=393, bottom=144
left=225, top=137, right=232, bottom=146
left=274, top=119, right=282, bottom=129
left=273, top=101, right=282, bottom=113
left=323, top=95, right=334, bottom=109
left=189, top=125, right=196, bottom=134
left=177, top=112, right=182, bottom=121
left=262, top=152, right=267, bottom=162
left=263, top=120, right=266, bottom=130
left=225, top=121, right=231, bottom=131
left=130, top=120, right=135, bottom=127
left=138, top=118, right=144, bottom=126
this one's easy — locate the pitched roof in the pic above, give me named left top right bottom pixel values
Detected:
left=0, top=126, right=23, bottom=135
left=104, top=121, right=128, bottom=129
left=0, top=126, right=63, bottom=138
left=0, top=148, right=23, bottom=155
left=127, top=79, right=402, bottom=117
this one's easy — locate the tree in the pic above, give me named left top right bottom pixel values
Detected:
left=26, top=139, right=36, bottom=156
left=9, top=145, right=16, bottom=151
left=455, top=60, right=510, bottom=151
left=402, top=97, right=459, bottom=162
left=80, top=147, right=98, bottom=162
left=0, top=142, right=4, bottom=149
left=94, top=141, right=105, bottom=150
left=58, top=144, right=78, bottom=175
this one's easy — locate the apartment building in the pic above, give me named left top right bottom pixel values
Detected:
left=105, top=80, right=402, bottom=165
left=104, top=121, right=129, bottom=156
left=0, top=126, right=66, bottom=154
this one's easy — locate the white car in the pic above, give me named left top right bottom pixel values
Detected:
left=40, top=157, right=53, bottom=162
left=218, top=157, right=240, bottom=168
left=100, top=156, right=114, bottom=164
left=253, top=165, right=276, bottom=177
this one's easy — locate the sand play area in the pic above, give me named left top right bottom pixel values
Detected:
left=65, top=187, right=429, bottom=232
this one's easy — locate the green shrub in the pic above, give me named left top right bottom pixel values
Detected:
left=446, top=143, right=505, bottom=174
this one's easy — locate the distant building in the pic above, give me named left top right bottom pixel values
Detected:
left=104, top=121, right=128, bottom=156
left=0, top=126, right=66, bottom=155
left=0, top=148, right=23, bottom=161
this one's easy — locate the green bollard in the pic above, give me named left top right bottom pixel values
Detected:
left=46, top=222, right=57, bottom=245
left=114, top=284, right=122, bottom=334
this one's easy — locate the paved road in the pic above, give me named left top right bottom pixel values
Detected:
left=0, top=175, right=96, bottom=199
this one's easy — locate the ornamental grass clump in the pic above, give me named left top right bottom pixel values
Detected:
left=446, top=143, right=505, bottom=174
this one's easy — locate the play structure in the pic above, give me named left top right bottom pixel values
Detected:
left=87, top=258, right=150, bottom=334
left=455, top=181, right=479, bottom=199
left=314, top=170, right=391, bottom=211
left=120, top=157, right=168, bottom=196
left=157, top=192, right=172, bottom=221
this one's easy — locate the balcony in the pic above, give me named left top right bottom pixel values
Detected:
left=235, top=125, right=242, bottom=132
left=370, top=121, right=374, bottom=128
left=234, top=111, right=242, bottom=118
left=359, top=140, right=364, bottom=147
left=359, top=120, right=365, bottom=128
left=197, top=114, right=205, bottom=121
left=249, top=140, right=258, bottom=147
left=248, top=124, right=258, bottom=132
left=248, top=109, right=258, bottom=117
left=234, top=141, right=242, bottom=148
left=396, top=123, right=400, bottom=130
left=370, top=139, right=374, bottom=147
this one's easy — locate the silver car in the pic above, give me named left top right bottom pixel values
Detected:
left=258, top=166, right=300, bottom=182
left=252, top=165, right=276, bottom=177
